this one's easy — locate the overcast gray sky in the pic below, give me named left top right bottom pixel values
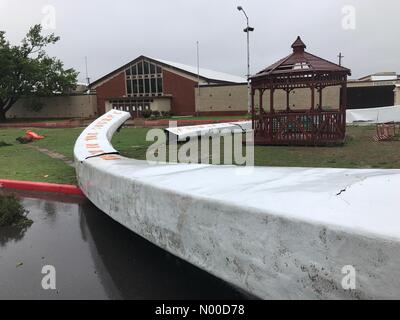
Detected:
left=1, top=0, right=399, bottom=83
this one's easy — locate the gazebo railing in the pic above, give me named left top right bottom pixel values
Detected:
left=253, top=109, right=346, bottom=145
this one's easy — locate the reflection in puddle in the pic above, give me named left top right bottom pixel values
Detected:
left=0, top=225, right=30, bottom=247
left=0, top=192, right=250, bottom=300
left=0, top=192, right=33, bottom=247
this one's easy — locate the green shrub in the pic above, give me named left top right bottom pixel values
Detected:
left=161, top=111, right=171, bottom=118
left=141, top=109, right=152, bottom=118
left=151, top=110, right=161, bottom=118
left=0, top=194, right=33, bottom=228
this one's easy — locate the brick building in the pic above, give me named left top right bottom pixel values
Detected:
left=89, top=56, right=246, bottom=117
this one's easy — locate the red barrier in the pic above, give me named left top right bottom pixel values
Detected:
left=0, top=179, right=84, bottom=196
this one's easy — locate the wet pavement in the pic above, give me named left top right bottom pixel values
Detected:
left=0, top=192, right=249, bottom=300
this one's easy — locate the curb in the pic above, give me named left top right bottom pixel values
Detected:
left=0, top=179, right=85, bottom=196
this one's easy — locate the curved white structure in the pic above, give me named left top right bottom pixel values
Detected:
left=74, top=110, right=400, bottom=299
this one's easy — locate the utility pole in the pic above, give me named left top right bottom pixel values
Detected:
left=338, top=52, right=344, bottom=66
left=196, top=41, right=201, bottom=116
left=85, top=56, right=90, bottom=86
left=197, top=41, right=200, bottom=95
left=237, top=6, right=254, bottom=114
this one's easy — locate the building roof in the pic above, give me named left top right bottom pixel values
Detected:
left=252, top=36, right=351, bottom=78
left=90, top=55, right=246, bottom=88
left=150, top=57, right=247, bottom=84
left=358, top=72, right=398, bottom=82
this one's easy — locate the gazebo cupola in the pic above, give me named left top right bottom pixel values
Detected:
left=250, top=36, right=351, bottom=146
left=291, top=36, right=306, bottom=54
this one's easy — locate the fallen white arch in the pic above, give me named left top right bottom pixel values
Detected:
left=165, top=120, right=252, bottom=142
left=74, top=110, right=400, bottom=299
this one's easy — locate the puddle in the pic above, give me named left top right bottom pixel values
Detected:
left=0, top=192, right=249, bottom=299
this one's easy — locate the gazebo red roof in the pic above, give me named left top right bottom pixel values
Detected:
left=252, top=36, right=351, bottom=78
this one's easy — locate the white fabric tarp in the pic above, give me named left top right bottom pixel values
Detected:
left=346, top=105, right=400, bottom=124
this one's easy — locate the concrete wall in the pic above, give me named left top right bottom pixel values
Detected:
left=195, top=80, right=400, bottom=114
left=6, top=94, right=97, bottom=119
left=195, top=84, right=341, bottom=113
left=75, top=110, right=400, bottom=299
left=195, top=84, right=247, bottom=113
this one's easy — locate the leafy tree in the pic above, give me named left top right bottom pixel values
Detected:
left=0, top=24, right=78, bottom=121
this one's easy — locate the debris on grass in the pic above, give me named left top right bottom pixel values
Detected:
left=16, top=136, right=33, bottom=144
left=0, top=141, right=12, bottom=147
left=25, top=130, right=45, bottom=140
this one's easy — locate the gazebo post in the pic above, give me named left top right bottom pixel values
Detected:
left=286, top=88, right=290, bottom=112
left=259, top=89, right=264, bottom=113
left=270, top=88, right=274, bottom=113
left=269, top=87, right=275, bottom=140
left=340, top=79, right=347, bottom=138
left=318, top=87, right=323, bottom=110
left=251, top=88, right=255, bottom=131
left=310, top=85, right=315, bottom=111
left=340, top=80, right=347, bottom=111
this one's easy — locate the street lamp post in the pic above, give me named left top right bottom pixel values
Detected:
left=237, top=6, right=254, bottom=114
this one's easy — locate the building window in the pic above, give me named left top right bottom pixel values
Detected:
left=144, top=61, right=149, bottom=74
left=150, top=78, right=156, bottom=93
left=157, top=77, right=163, bottom=94
left=144, top=78, right=150, bottom=94
left=137, top=61, right=143, bottom=75
left=126, top=80, right=132, bottom=93
left=125, top=59, right=163, bottom=97
left=138, top=78, right=144, bottom=94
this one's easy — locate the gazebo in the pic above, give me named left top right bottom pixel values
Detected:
left=250, top=36, right=351, bottom=145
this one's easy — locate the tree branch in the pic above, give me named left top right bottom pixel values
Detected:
left=1, top=98, right=15, bottom=112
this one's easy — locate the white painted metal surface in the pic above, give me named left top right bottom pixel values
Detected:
left=347, top=105, right=400, bottom=124
left=165, top=121, right=252, bottom=141
left=75, top=110, right=400, bottom=299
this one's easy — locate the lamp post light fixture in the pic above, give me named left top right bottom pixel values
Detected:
left=237, top=5, right=254, bottom=114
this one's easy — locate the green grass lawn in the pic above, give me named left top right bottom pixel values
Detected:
left=0, top=129, right=77, bottom=184
left=1, top=125, right=399, bottom=185
left=254, top=126, right=400, bottom=169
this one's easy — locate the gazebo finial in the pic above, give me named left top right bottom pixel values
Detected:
left=291, top=36, right=306, bottom=53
